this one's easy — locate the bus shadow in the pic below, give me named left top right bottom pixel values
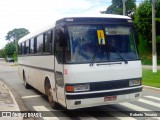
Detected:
left=50, top=106, right=115, bottom=118
left=26, top=86, right=116, bottom=118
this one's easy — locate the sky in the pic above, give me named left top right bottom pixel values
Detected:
left=0, top=0, right=112, bottom=49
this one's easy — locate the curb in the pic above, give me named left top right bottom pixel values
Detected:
left=143, top=85, right=160, bottom=91
left=2, top=82, right=20, bottom=111
left=142, top=65, right=160, bottom=70
left=0, top=81, right=23, bottom=120
left=0, top=79, right=30, bottom=111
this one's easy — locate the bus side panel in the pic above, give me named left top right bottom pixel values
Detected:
left=18, top=56, right=57, bottom=100
left=18, top=64, right=23, bottom=82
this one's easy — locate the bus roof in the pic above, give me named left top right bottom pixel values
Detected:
left=18, top=14, right=131, bottom=44
left=18, top=24, right=54, bottom=44
left=60, top=14, right=131, bottom=19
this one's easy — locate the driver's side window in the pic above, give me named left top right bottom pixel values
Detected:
left=54, top=29, right=64, bottom=64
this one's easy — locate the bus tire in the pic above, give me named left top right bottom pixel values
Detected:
left=23, top=71, right=30, bottom=89
left=45, top=80, right=57, bottom=109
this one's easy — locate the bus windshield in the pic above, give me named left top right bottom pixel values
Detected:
left=65, top=24, right=138, bottom=64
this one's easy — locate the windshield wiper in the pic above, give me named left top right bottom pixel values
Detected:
left=109, top=46, right=128, bottom=64
left=90, top=43, right=110, bottom=66
left=90, top=45, right=102, bottom=66
left=90, top=44, right=128, bottom=66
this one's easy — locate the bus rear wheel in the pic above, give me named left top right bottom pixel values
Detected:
left=23, top=71, right=30, bottom=89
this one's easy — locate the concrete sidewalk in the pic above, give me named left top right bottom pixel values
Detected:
left=142, top=65, right=160, bottom=70
left=0, top=81, right=23, bottom=120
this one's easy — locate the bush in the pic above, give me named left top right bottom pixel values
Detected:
left=0, top=49, right=5, bottom=58
left=13, top=50, right=18, bottom=62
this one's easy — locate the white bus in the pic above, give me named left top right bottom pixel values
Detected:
left=18, top=14, right=142, bottom=109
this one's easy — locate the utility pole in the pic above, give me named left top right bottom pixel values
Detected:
left=151, top=0, right=157, bottom=73
left=122, top=0, right=126, bottom=16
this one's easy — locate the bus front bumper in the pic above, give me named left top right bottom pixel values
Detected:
left=65, top=86, right=143, bottom=109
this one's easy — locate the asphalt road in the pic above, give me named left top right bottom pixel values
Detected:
left=0, top=61, right=160, bottom=120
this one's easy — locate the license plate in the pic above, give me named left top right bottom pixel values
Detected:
left=104, top=96, right=117, bottom=102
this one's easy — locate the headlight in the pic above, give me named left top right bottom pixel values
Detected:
left=74, top=84, right=90, bottom=92
left=66, top=84, right=90, bottom=92
left=129, top=79, right=141, bottom=86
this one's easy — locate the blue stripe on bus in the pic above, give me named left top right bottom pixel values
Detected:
left=18, top=64, right=55, bottom=73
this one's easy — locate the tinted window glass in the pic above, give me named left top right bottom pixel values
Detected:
left=18, top=44, right=22, bottom=55
left=44, top=31, right=52, bottom=53
left=105, top=26, right=138, bottom=60
left=66, top=25, right=138, bottom=64
left=22, top=43, right=25, bottom=55
left=54, top=29, right=64, bottom=63
left=34, top=37, right=37, bottom=54
left=26, top=40, right=29, bottom=54
left=30, top=38, right=34, bottom=54
left=37, top=34, right=43, bottom=53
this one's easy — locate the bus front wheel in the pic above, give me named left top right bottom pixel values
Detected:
left=45, top=82, right=57, bottom=109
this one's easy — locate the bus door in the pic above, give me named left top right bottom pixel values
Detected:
left=54, top=28, right=66, bottom=107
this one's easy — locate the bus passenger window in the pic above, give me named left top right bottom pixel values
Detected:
left=30, top=38, right=34, bottom=54
left=18, top=44, right=22, bottom=55
left=22, top=43, right=24, bottom=55
left=24, top=42, right=27, bottom=55
left=34, top=37, right=37, bottom=54
left=22, top=42, right=27, bottom=55
left=37, top=34, right=43, bottom=54
left=44, top=30, right=52, bottom=53
left=25, top=40, right=29, bottom=55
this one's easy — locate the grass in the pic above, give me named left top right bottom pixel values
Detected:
left=142, top=69, right=160, bottom=88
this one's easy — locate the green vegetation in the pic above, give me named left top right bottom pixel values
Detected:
left=0, top=49, right=5, bottom=58
left=4, top=42, right=16, bottom=57
left=135, top=0, right=160, bottom=65
left=103, top=0, right=136, bottom=16
left=142, top=69, right=160, bottom=88
left=0, top=28, right=29, bottom=62
left=140, top=54, right=160, bottom=65
left=138, top=34, right=160, bottom=65
left=5, top=28, right=29, bottom=44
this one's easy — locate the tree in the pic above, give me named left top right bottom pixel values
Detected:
left=105, top=0, right=136, bottom=15
left=134, top=0, right=160, bottom=49
left=0, top=49, right=5, bottom=58
left=4, top=42, right=16, bottom=57
left=5, top=28, right=29, bottom=44
left=4, top=28, right=29, bottom=61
